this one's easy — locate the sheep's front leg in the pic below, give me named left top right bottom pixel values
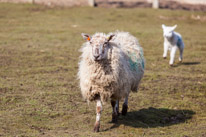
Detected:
left=169, top=46, right=177, bottom=66
left=122, top=96, right=128, bottom=116
left=111, top=100, right=118, bottom=123
left=94, top=99, right=102, bottom=132
left=163, top=42, right=168, bottom=59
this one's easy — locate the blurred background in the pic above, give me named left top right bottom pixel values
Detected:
left=0, top=0, right=206, bottom=11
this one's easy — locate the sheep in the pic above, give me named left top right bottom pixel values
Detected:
left=162, top=24, right=185, bottom=66
left=78, top=31, right=144, bottom=132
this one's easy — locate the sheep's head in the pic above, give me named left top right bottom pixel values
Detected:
left=162, top=24, right=177, bottom=39
left=81, top=33, right=115, bottom=61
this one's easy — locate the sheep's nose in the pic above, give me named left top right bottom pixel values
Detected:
left=94, top=55, right=100, bottom=60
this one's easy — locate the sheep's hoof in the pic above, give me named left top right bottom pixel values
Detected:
left=116, top=108, right=120, bottom=116
left=93, top=122, right=100, bottom=132
left=122, top=104, right=128, bottom=116
left=163, top=57, right=167, bottom=59
left=179, top=60, right=182, bottom=63
left=112, top=113, right=118, bottom=123
left=170, top=64, right=174, bottom=67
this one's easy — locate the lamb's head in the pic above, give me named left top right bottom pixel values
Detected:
left=162, top=24, right=177, bottom=39
left=81, top=33, right=115, bottom=61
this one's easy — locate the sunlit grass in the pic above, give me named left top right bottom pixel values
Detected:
left=0, top=3, right=206, bottom=136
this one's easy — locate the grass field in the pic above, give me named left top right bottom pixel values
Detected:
left=0, top=3, right=206, bottom=137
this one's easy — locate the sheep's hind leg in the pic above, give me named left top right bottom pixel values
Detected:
left=94, top=99, right=102, bottom=132
left=179, top=47, right=184, bottom=63
left=116, top=100, right=120, bottom=116
left=111, top=100, right=118, bottom=123
left=122, top=96, right=128, bottom=116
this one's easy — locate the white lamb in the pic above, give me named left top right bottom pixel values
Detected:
left=78, top=31, right=144, bottom=132
left=162, top=24, right=185, bottom=66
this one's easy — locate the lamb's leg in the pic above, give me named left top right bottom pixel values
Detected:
left=94, top=99, right=102, bottom=132
left=179, top=46, right=184, bottom=63
left=169, top=46, right=177, bottom=66
left=111, top=100, right=118, bottom=123
left=163, top=43, right=168, bottom=59
left=122, top=96, right=128, bottom=116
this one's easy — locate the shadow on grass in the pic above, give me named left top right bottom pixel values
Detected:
left=104, top=107, right=195, bottom=131
left=181, top=62, right=200, bottom=65
left=172, top=62, right=200, bottom=67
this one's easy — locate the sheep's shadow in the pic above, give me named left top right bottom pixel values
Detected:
left=103, top=107, right=195, bottom=131
left=172, top=62, right=200, bottom=67
left=181, top=62, right=200, bottom=65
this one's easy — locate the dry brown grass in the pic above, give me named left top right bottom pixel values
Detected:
left=0, top=3, right=206, bottom=136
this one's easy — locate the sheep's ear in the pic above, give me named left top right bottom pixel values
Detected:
left=107, top=34, right=115, bottom=42
left=81, top=33, right=91, bottom=41
left=171, top=25, right=177, bottom=31
left=162, top=24, right=165, bottom=29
